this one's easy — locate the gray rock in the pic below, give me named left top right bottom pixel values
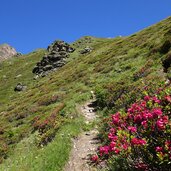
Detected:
left=36, top=62, right=42, bottom=66
left=43, top=65, right=53, bottom=71
left=14, top=83, right=27, bottom=91
left=68, top=47, right=75, bottom=53
left=80, top=47, right=92, bottom=54
left=34, top=75, right=39, bottom=80
left=32, top=66, right=40, bottom=73
left=15, top=52, right=22, bottom=57
left=52, top=61, right=66, bottom=67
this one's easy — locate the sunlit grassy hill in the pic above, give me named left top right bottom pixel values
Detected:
left=0, top=16, right=171, bottom=170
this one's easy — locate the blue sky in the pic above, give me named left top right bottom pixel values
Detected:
left=0, top=0, right=171, bottom=54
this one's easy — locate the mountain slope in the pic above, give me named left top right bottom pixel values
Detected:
left=0, top=16, right=171, bottom=170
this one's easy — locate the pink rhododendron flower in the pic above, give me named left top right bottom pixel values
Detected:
left=91, top=155, right=99, bottom=162
left=112, top=135, right=118, bottom=141
left=165, top=95, right=171, bottom=102
left=110, top=141, right=116, bottom=148
left=128, top=108, right=133, bottom=113
left=108, top=132, right=115, bottom=140
left=109, top=128, right=115, bottom=133
left=139, top=139, right=147, bottom=145
left=144, top=95, right=150, bottom=101
left=129, top=103, right=142, bottom=113
left=122, top=143, right=129, bottom=150
left=147, top=112, right=153, bottom=119
left=140, top=100, right=147, bottom=106
left=99, top=146, right=109, bottom=156
left=162, top=116, right=169, bottom=124
left=128, top=126, right=137, bottom=133
left=142, top=112, right=148, bottom=120
left=112, top=112, right=120, bottom=125
left=142, top=111, right=153, bottom=120
left=134, top=115, right=143, bottom=124
left=131, top=138, right=146, bottom=145
left=141, top=120, right=148, bottom=129
left=155, top=146, right=163, bottom=152
left=152, top=96, right=161, bottom=104
left=114, top=148, right=120, bottom=154
left=152, top=108, right=162, bottom=118
left=156, top=119, right=165, bottom=130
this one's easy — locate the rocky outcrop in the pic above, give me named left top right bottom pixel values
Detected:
left=32, top=40, right=75, bottom=77
left=0, top=44, right=17, bottom=62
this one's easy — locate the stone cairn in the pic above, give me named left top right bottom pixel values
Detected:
left=32, top=40, right=75, bottom=77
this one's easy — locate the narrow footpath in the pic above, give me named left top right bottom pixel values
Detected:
left=65, top=100, right=99, bottom=171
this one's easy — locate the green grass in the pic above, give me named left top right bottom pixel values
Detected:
left=0, top=16, right=171, bottom=170
left=0, top=117, right=84, bottom=171
left=0, top=49, right=45, bottom=104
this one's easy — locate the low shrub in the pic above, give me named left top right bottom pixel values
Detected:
left=93, top=83, right=171, bottom=170
left=37, top=94, right=60, bottom=106
left=32, top=103, right=65, bottom=146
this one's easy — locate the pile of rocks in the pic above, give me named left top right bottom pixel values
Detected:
left=32, top=40, right=75, bottom=77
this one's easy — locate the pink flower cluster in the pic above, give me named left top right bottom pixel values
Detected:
left=98, top=109, right=148, bottom=157
left=91, top=155, right=99, bottom=163
left=131, top=138, right=146, bottom=146
left=99, top=146, right=110, bottom=156
left=92, top=85, right=171, bottom=170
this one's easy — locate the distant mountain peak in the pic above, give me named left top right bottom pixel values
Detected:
left=0, top=43, right=17, bottom=62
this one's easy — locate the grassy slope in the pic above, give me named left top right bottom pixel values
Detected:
left=0, top=17, right=171, bottom=170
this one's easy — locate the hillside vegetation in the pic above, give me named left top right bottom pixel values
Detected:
left=0, top=17, right=171, bottom=170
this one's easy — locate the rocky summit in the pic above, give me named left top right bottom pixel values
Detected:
left=0, top=44, right=17, bottom=62
left=32, top=40, right=75, bottom=77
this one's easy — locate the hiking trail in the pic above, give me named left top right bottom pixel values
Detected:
left=65, top=99, right=100, bottom=171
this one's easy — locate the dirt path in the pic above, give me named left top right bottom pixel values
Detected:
left=65, top=100, right=99, bottom=171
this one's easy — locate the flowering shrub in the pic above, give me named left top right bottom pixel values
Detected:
left=32, top=103, right=65, bottom=146
left=94, top=84, right=171, bottom=170
left=37, top=94, right=60, bottom=106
